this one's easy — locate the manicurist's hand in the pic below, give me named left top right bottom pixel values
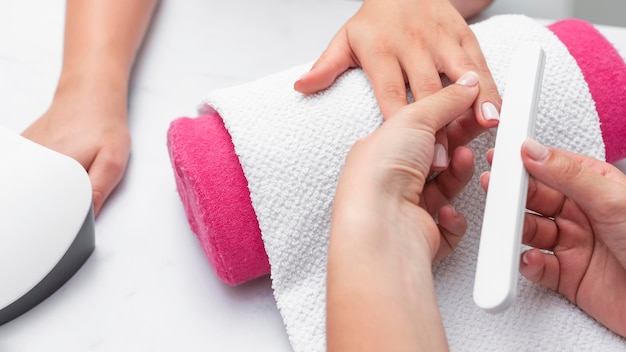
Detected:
left=481, top=140, right=626, bottom=338
left=327, top=71, right=481, bottom=352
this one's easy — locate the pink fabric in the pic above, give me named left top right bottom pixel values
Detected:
left=166, top=113, right=268, bottom=285
left=548, top=19, right=626, bottom=163
left=167, top=19, right=626, bottom=286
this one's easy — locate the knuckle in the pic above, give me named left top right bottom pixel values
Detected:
left=379, top=82, right=407, bottom=102
left=458, top=28, right=479, bottom=46
left=483, top=86, right=502, bottom=103
left=556, top=156, right=584, bottom=182
left=370, top=39, right=396, bottom=58
left=455, top=55, right=478, bottom=70
left=416, top=76, right=443, bottom=98
left=102, top=154, right=127, bottom=174
left=405, top=28, right=427, bottom=47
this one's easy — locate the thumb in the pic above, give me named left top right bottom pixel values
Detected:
left=393, top=71, right=480, bottom=133
left=521, top=139, right=616, bottom=213
left=293, top=29, right=356, bottom=94
left=87, top=151, right=128, bottom=217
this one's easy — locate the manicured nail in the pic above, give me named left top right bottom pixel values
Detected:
left=456, top=71, right=479, bottom=87
left=296, top=73, right=307, bottom=82
left=481, top=102, right=500, bottom=121
left=433, top=144, right=448, bottom=168
left=524, top=138, right=549, bottom=161
left=521, top=251, right=530, bottom=265
left=449, top=205, right=459, bottom=218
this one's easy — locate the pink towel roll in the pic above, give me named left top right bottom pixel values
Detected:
left=167, top=114, right=268, bottom=285
left=548, top=19, right=626, bottom=163
left=166, top=19, right=626, bottom=286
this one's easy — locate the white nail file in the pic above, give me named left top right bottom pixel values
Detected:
left=473, top=42, right=546, bottom=313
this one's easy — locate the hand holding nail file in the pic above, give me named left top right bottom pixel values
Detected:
left=473, top=42, right=546, bottom=313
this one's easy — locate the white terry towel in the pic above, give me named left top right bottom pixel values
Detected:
left=199, top=15, right=625, bottom=352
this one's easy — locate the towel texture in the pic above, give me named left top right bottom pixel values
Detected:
left=167, top=15, right=626, bottom=351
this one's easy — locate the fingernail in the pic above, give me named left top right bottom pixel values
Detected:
left=480, top=171, right=489, bottom=183
left=456, top=71, right=479, bottom=87
left=522, top=251, right=530, bottom=265
left=433, top=144, right=448, bottom=168
left=481, top=102, right=500, bottom=121
left=297, top=66, right=315, bottom=81
left=524, top=138, right=549, bottom=161
left=449, top=205, right=459, bottom=218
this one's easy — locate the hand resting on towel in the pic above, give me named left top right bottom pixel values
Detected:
left=295, top=0, right=501, bottom=170
left=295, top=0, right=500, bottom=123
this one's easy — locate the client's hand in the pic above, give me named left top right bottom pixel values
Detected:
left=295, top=0, right=499, bottom=171
left=481, top=140, right=626, bottom=338
left=294, top=0, right=500, bottom=123
left=22, top=75, right=130, bottom=217
left=327, top=71, right=480, bottom=351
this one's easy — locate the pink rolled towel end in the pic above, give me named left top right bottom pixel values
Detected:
left=166, top=113, right=268, bottom=285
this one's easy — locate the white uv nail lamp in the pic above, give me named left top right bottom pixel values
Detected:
left=0, top=125, right=95, bottom=325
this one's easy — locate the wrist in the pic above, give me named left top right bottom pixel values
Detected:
left=48, top=66, right=130, bottom=126
left=54, top=64, right=129, bottom=103
left=336, top=156, right=439, bottom=244
left=331, top=183, right=436, bottom=262
left=328, top=193, right=446, bottom=350
left=59, top=61, right=129, bottom=89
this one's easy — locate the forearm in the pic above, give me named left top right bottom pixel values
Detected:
left=327, top=191, right=448, bottom=351
left=58, top=0, right=158, bottom=92
left=449, top=0, right=494, bottom=19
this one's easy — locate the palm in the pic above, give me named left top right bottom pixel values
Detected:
left=551, top=201, right=626, bottom=331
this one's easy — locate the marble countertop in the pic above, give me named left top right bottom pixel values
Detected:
left=0, top=1, right=624, bottom=351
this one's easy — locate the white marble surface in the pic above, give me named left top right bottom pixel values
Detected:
left=1, top=1, right=625, bottom=351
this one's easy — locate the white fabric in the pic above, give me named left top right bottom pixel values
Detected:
left=200, top=15, right=624, bottom=352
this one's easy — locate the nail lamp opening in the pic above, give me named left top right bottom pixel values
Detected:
left=0, top=125, right=95, bottom=325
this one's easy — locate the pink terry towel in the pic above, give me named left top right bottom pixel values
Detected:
left=166, top=18, right=626, bottom=286
left=167, top=113, right=268, bottom=285
left=549, top=19, right=626, bottom=163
